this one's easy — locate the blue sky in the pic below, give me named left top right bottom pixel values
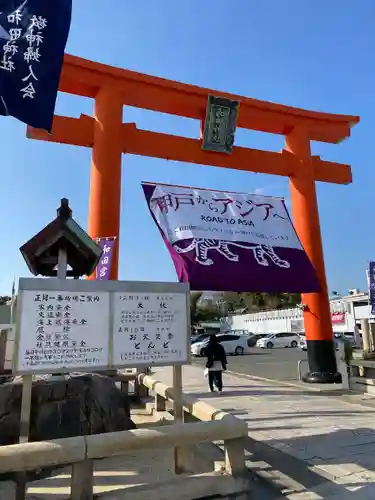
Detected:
left=1, top=0, right=373, bottom=295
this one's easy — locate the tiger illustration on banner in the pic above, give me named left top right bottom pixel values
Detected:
left=174, top=238, right=290, bottom=268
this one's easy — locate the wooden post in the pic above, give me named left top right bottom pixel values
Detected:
left=120, top=379, right=129, bottom=395
left=224, top=438, right=246, bottom=476
left=287, top=129, right=340, bottom=384
left=55, top=248, right=68, bottom=379
left=361, top=319, right=371, bottom=354
left=155, top=392, right=166, bottom=412
left=15, top=374, right=33, bottom=500
left=57, top=248, right=68, bottom=279
left=71, top=460, right=94, bottom=500
left=173, top=365, right=191, bottom=473
left=134, top=366, right=149, bottom=398
left=0, top=329, right=7, bottom=374
left=87, top=85, right=123, bottom=280
left=336, top=342, right=350, bottom=390
left=369, top=322, right=375, bottom=352
left=173, top=365, right=183, bottom=424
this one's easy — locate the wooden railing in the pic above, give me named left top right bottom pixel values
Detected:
left=139, top=373, right=241, bottom=424
left=347, top=357, right=375, bottom=394
left=322, top=342, right=375, bottom=395
left=0, top=374, right=249, bottom=500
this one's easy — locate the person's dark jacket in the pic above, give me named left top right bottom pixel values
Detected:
left=205, top=341, right=227, bottom=370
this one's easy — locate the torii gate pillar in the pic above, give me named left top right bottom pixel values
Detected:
left=87, top=86, right=123, bottom=280
left=286, top=129, right=339, bottom=383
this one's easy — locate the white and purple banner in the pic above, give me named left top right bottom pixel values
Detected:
left=142, top=183, right=320, bottom=293
left=95, top=237, right=116, bottom=280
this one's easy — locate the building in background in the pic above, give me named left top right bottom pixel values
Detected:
left=0, top=302, right=13, bottom=373
left=223, top=289, right=369, bottom=335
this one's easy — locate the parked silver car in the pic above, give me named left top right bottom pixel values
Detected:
left=300, top=332, right=354, bottom=352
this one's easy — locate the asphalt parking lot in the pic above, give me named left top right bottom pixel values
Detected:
left=193, top=346, right=308, bottom=383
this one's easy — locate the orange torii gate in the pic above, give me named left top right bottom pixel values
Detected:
left=27, top=54, right=359, bottom=383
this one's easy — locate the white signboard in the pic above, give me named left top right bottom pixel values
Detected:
left=17, top=290, right=109, bottom=373
left=14, top=278, right=190, bottom=374
left=112, top=292, right=188, bottom=366
left=147, top=183, right=301, bottom=249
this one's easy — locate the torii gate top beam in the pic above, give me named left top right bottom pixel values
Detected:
left=28, top=54, right=359, bottom=186
left=60, top=54, right=358, bottom=144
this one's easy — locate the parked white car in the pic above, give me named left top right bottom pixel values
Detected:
left=256, top=332, right=300, bottom=349
left=224, top=329, right=251, bottom=336
left=299, top=335, right=307, bottom=351
left=191, top=333, right=252, bottom=357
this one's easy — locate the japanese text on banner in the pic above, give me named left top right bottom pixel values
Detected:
left=0, top=1, right=72, bottom=130
left=146, top=183, right=300, bottom=248
left=96, top=237, right=116, bottom=280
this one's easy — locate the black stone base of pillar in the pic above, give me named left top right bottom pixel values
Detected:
left=302, top=339, right=342, bottom=384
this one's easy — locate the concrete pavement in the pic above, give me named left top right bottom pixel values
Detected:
left=153, top=365, right=375, bottom=499
left=193, top=346, right=308, bottom=382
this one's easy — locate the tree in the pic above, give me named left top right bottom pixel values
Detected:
left=219, top=292, right=243, bottom=313
left=194, top=305, right=219, bottom=323
left=277, top=293, right=301, bottom=309
left=190, top=292, right=224, bottom=325
left=236, top=292, right=265, bottom=310
left=217, top=291, right=302, bottom=313
left=190, top=291, right=302, bottom=326
left=190, top=292, right=203, bottom=325
left=0, top=296, right=11, bottom=306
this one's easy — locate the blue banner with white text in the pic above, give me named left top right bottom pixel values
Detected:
left=0, top=0, right=72, bottom=131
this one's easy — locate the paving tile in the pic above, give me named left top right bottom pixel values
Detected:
left=153, top=365, right=375, bottom=498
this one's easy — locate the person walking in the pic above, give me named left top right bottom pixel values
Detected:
left=205, top=334, right=227, bottom=393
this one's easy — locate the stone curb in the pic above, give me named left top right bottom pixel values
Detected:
left=225, top=369, right=375, bottom=410
left=225, top=369, right=335, bottom=392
